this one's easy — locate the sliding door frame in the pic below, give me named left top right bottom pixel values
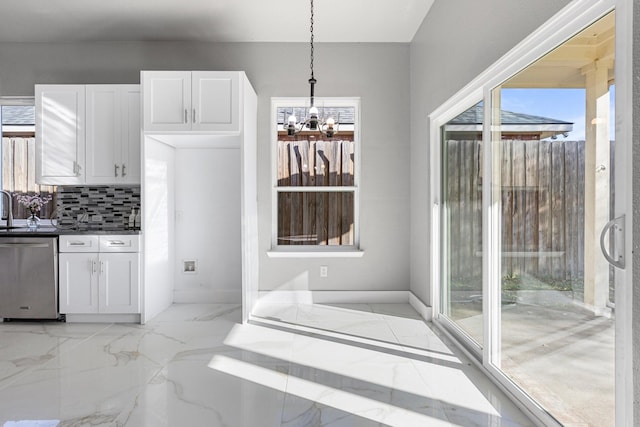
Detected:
left=429, top=0, right=630, bottom=424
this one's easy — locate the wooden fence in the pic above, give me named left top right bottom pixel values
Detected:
left=277, top=138, right=354, bottom=245
left=1, top=137, right=56, bottom=219
left=445, top=138, right=589, bottom=286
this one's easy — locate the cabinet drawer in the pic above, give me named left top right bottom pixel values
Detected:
left=99, top=235, right=140, bottom=252
left=59, top=235, right=100, bottom=252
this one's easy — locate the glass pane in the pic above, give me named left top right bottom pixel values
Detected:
left=277, top=139, right=354, bottom=188
left=1, top=105, right=57, bottom=219
left=277, top=191, right=354, bottom=246
left=441, top=101, right=483, bottom=346
left=495, top=12, right=615, bottom=426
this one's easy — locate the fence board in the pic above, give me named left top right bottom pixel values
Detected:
left=512, top=140, right=526, bottom=275
left=524, top=140, right=539, bottom=274
left=328, top=141, right=341, bottom=245
left=447, top=140, right=461, bottom=279
left=1, top=137, right=56, bottom=220
left=14, top=138, right=27, bottom=193
left=501, top=140, right=514, bottom=276
left=564, top=141, right=579, bottom=281
left=471, top=140, right=482, bottom=281
left=315, top=140, right=328, bottom=245
left=277, top=139, right=355, bottom=246
left=289, top=141, right=302, bottom=244
left=460, top=141, right=473, bottom=279
left=550, top=141, right=566, bottom=278
left=341, top=141, right=354, bottom=244
left=443, top=137, right=591, bottom=287
left=2, top=138, right=13, bottom=191
left=537, top=140, right=551, bottom=278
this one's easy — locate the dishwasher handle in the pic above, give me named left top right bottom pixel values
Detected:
left=0, top=242, right=50, bottom=248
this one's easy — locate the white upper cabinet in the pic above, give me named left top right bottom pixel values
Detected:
left=36, top=84, right=140, bottom=185
left=122, top=86, right=141, bottom=183
left=142, top=71, right=240, bottom=133
left=191, top=71, right=239, bottom=132
left=36, top=85, right=85, bottom=185
left=85, top=85, right=140, bottom=184
left=142, top=71, right=191, bottom=132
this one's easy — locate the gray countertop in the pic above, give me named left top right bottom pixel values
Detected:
left=0, top=226, right=141, bottom=237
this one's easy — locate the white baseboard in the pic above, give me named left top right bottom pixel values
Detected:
left=65, top=313, right=141, bottom=323
left=257, top=290, right=409, bottom=304
left=408, top=292, right=433, bottom=321
left=256, top=290, right=433, bottom=321
left=173, top=289, right=241, bottom=304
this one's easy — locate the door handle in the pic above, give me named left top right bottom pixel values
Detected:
left=193, top=108, right=196, bottom=124
left=185, top=109, right=188, bottom=124
left=600, top=215, right=625, bottom=269
left=115, top=164, right=120, bottom=177
left=122, top=164, right=127, bottom=177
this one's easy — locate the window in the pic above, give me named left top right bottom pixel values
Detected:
left=1, top=100, right=57, bottom=220
left=271, top=98, right=360, bottom=252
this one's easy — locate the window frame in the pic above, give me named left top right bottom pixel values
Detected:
left=269, top=97, right=362, bottom=257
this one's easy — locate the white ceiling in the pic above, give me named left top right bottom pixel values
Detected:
left=0, top=0, right=434, bottom=43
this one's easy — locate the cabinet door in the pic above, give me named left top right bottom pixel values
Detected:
left=35, top=85, right=85, bottom=184
left=121, top=85, right=141, bottom=184
left=85, top=85, right=120, bottom=184
left=192, top=71, right=239, bottom=132
left=86, top=85, right=141, bottom=184
left=142, top=71, right=191, bottom=132
left=99, top=253, right=140, bottom=314
left=59, top=253, right=99, bottom=314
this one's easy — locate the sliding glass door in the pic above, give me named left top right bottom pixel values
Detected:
left=440, top=102, right=484, bottom=347
left=435, top=6, right=625, bottom=426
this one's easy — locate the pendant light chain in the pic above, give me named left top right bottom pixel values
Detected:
left=309, top=0, right=315, bottom=81
left=284, top=0, right=337, bottom=138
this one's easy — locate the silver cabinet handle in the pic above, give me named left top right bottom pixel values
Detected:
left=91, top=259, right=97, bottom=274
left=193, top=108, right=196, bottom=124
left=600, top=215, right=625, bottom=269
left=100, top=260, right=104, bottom=274
left=68, top=242, right=87, bottom=246
left=185, top=109, right=188, bottom=123
left=115, top=164, right=120, bottom=177
left=122, top=164, right=127, bottom=177
left=107, top=240, right=126, bottom=246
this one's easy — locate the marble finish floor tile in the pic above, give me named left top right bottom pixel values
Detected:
left=0, top=303, right=533, bottom=426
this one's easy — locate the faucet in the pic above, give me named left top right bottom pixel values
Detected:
left=0, top=191, right=13, bottom=228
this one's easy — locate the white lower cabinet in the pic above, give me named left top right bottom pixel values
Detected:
left=59, top=235, right=140, bottom=315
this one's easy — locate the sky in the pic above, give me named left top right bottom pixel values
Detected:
left=500, top=87, right=616, bottom=141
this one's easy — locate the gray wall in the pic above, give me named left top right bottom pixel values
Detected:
left=408, top=0, right=572, bottom=305
left=633, top=1, right=640, bottom=422
left=0, top=41, right=411, bottom=293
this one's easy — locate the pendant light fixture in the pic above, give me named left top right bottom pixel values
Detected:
left=285, top=0, right=339, bottom=138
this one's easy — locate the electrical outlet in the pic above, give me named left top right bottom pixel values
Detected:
left=76, top=213, right=89, bottom=223
left=91, top=214, right=103, bottom=222
left=320, top=265, right=328, bottom=278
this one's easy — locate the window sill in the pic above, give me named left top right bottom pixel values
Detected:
left=267, top=248, right=364, bottom=258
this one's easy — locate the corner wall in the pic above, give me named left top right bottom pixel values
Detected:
left=408, top=0, right=572, bottom=305
left=632, top=0, right=640, bottom=421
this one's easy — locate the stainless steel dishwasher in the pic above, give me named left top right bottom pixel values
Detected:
left=0, top=236, right=59, bottom=320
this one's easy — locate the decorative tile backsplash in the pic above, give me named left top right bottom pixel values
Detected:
left=56, top=186, right=141, bottom=230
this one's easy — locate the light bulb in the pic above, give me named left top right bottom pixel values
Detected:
left=326, top=117, right=335, bottom=128
left=309, top=106, right=319, bottom=117
left=288, top=115, right=297, bottom=126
